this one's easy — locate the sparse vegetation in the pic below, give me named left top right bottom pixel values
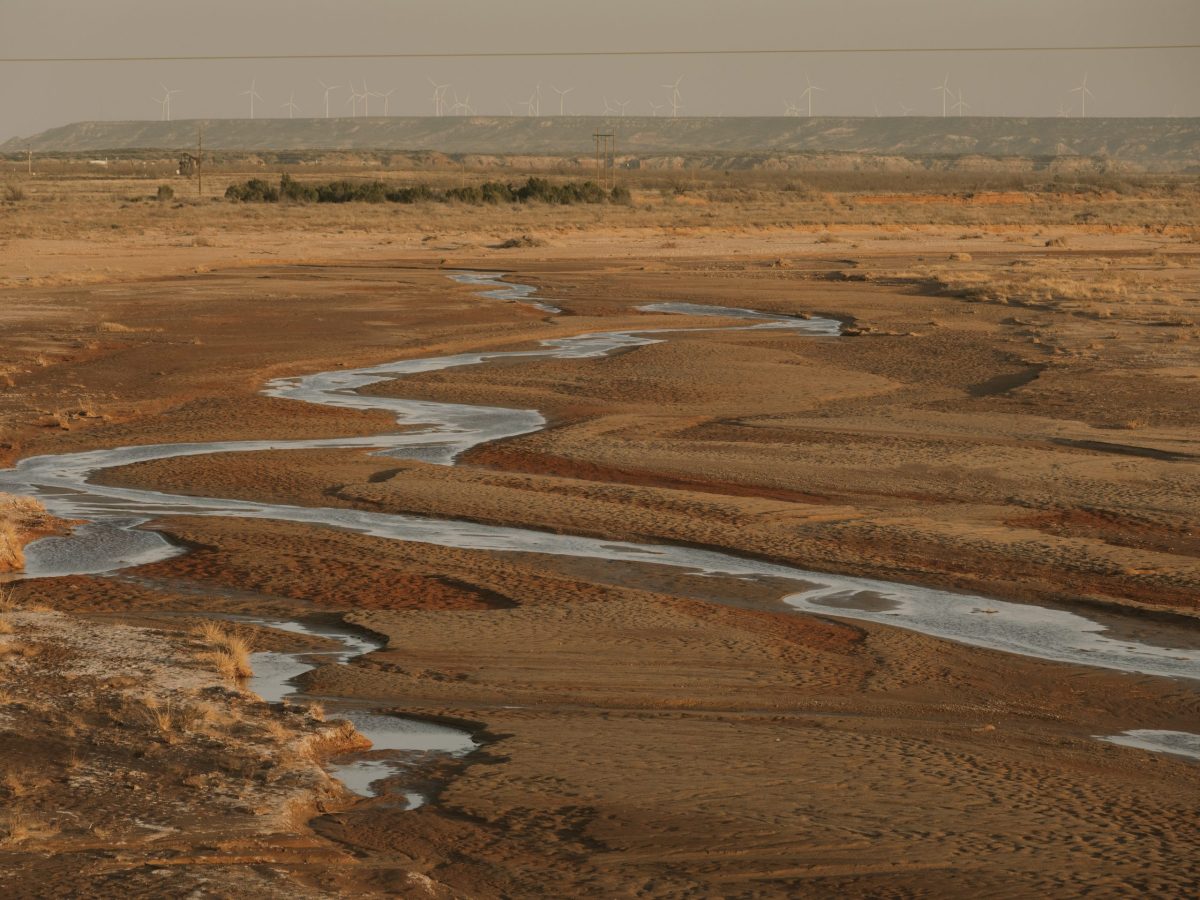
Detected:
left=156, top=184, right=174, bottom=202
left=3, top=182, right=25, bottom=202
left=0, top=606, right=363, bottom=876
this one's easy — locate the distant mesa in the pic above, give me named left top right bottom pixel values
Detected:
left=4, top=116, right=1199, bottom=170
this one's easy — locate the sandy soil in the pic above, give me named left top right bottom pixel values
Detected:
left=0, top=183, right=1197, bottom=896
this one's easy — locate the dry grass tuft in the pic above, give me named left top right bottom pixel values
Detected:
left=194, top=619, right=229, bottom=644
left=263, top=719, right=293, bottom=743
left=305, top=719, right=370, bottom=759
left=0, top=494, right=54, bottom=573
left=0, top=521, right=23, bottom=572
left=194, top=621, right=255, bottom=683
left=184, top=700, right=221, bottom=729
left=0, top=812, right=58, bottom=848
left=203, top=646, right=254, bottom=682
left=0, top=641, right=36, bottom=659
left=139, top=697, right=175, bottom=732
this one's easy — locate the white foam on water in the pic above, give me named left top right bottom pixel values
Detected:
left=1097, top=730, right=1200, bottom=761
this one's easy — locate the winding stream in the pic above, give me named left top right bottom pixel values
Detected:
left=4, top=270, right=1197, bottom=789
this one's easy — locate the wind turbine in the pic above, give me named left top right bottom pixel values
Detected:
left=376, top=88, right=396, bottom=116
left=160, top=84, right=180, bottom=121
left=1070, top=72, right=1094, bottom=118
left=648, top=100, right=665, bottom=116
left=281, top=93, right=300, bottom=119
left=662, top=76, right=683, bottom=117
left=451, top=91, right=473, bottom=115
left=318, top=80, right=341, bottom=119
left=898, top=101, right=914, bottom=116
left=240, top=79, right=263, bottom=119
left=951, top=88, right=969, bottom=116
left=520, top=92, right=537, bottom=116
left=615, top=98, right=631, bottom=117
left=1057, top=101, right=1070, bottom=118
left=152, top=92, right=169, bottom=121
left=427, top=77, right=450, bottom=116
left=602, top=97, right=617, bottom=116
left=784, top=100, right=801, bottom=117
left=552, top=85, right=574, bottom=115
left=932, top=73, right=952, bottom=118
left=361, top=79, right=372, bottom=116
left=344, top=82, right=362, bottom=117
left=799, top=73, right=823, bottom=117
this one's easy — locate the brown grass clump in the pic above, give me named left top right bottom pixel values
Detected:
left=0, top=813, right=55, bottom=848
left=0, top=641, right=36, bottom=659
left=195, top=619, right=229, bottom=644
left=194, top=621, right=254, bottom=682
left=205, top=646, right=253, bottom=682
left=139, top=697, right=175, bottom=733
left=263, top=719, right=294, bottom=743
left=304, top=720, right=371, bottom=759
left=0, top=521, right=23, bottom=572
left=0, top=494, right=54, bottom=573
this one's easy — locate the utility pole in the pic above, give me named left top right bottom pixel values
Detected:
left=197, top=125, right=203, bottom=197
left=26, top=146, right=32, bottom=176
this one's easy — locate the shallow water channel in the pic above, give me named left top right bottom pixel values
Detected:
left=5, top=270, right=1197, bottom=792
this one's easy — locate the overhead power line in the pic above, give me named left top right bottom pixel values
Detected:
left=1, top=44, right=1198, bottom=64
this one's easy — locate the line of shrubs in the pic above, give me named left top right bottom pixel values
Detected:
left=226, top=174, right=631, bottom=205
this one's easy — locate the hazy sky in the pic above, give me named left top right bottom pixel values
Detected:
left=1, top=0, right=1198, bottom=141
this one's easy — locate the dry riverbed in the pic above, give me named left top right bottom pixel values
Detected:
left=0, top=197, right=1197, bottom=896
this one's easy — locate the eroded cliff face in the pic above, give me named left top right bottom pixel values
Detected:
left=0, top=494, right=63, bottom=572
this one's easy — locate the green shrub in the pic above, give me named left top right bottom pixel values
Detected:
left=279, top=173, right=317, bottom=202
left=223, top=175, right=622, bottom=206
left=225, top=178, right=278, bottom=202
